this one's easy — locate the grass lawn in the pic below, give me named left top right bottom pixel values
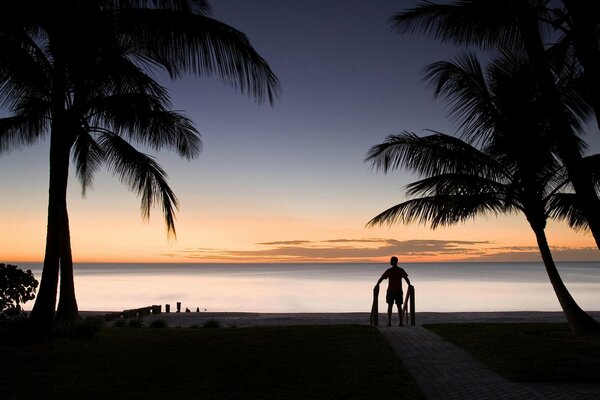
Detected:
left=425, top=323, right=600, bottom=383
left=2, top=324, right=424, bottom=400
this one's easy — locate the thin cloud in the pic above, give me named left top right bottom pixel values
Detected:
left=474, top=246, right=600, bottom=262
left=177, top=238, right=493, bottom=262
left=256, top=240, right=311, bottom=246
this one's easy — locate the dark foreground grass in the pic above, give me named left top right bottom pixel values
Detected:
left=2, top=325, right=424, bottom=400
left=425, top=323, right=600, bottom=383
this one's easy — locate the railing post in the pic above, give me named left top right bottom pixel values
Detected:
left=409, top=285, right=415, bottom=326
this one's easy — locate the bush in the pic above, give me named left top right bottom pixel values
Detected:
left=0, top=263, right=38, bottom=320
left=149, top=319, right=168, bottom=328
left=113, top=319, right=126, bottom=328
left=55, top=317, right=104, bottom=339
left=127, top=318, right=144, bottom=328
left=202, top=319, right=221, bottom=329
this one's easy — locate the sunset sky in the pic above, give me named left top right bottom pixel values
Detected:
left=2, top=0, right=600, bottom=264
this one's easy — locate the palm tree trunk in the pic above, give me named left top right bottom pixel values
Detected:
left=56, top=207, right=78, bottom=321
left=29, top=126, right=71, bottom=327
left=510, top=0, right=600, bottom=251
left=531, top=224, right=599, bottom=335
left=562, top=0, right=600, bottom=132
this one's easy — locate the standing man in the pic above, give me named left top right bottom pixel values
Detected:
left=375, top=256, right=411, bottom=326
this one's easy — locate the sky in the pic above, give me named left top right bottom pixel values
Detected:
left=2, top=0, right=600, bottom=264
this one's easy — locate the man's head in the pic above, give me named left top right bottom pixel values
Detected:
left=390, top=256, right=398, bottom=266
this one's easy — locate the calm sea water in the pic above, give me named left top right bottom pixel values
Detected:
left=19, top=262, right=600, bottom=313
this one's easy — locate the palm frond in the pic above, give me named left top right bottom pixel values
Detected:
left=547, top=193, right=588, bottom=231
left=391, top=0, right=521, bottom=50
left=87, top=93, right=201, bottom=159
left=405, top=173, right=508, bottom=199
left=0, top=33, right=51, bottom=111
left=582, top=154, right=600, bottom=192
left=117, top=10, right=280, bottom=104
left=106, top=1, right=211, bottom=14
left=367, top=194, right=507, bottom=230
left=0, top=112, right=48, bottom=154
left=98, top=132, right=179, bottom=237
left=365, top=131, right=504, bottom=180
left=424, top=53, right=499, bottom=144
left=82, top=52, right=170, bottom=102
left=73, top=131, right=105, bottom=196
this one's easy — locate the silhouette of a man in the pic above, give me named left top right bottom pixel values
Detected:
left=375, top=256, right=411, bottom=326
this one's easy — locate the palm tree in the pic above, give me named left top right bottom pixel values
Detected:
left=559, top=1, right=600, bottom=131
left=0, top=0, right=280, bottom=326
left=366, top=52, right=599, bottom=334
left=392, top=0, right=600, bottom=256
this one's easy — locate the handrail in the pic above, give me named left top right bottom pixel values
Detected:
left=370, top=284, right=415, bottom=326
left=401, top=285, right=416, bottom=326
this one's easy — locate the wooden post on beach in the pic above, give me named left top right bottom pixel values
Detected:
left=370, top=285, right=379, bottom=326
left=176, top=302, right=181, bottom=313
left=165, top=304, right=170, bottom=313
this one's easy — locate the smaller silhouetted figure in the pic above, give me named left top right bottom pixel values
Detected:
left=196, top=307, right=200, bottom=312
left=185, top=307, right=190, bottom=312
left=375, top=256, right=411, bottom=326
left=176, top=302, right=181, bottom=313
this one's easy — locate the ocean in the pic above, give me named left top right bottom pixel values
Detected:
left=19, top=262, right=600, bottom=313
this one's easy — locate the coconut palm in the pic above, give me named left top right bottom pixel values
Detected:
left=0, top=0, right=280, bottom=326
left=392, top=0, right=600, bottom=256
left=366, top=52, right=599, bottom=334
left=557, top=1, right=600, bottom=131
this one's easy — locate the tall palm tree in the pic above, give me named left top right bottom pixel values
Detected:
left=559, top=0, right=600, bottom=131
left=392, top=0, right=600, bottom=255
left=367, top=132, right=599, bottom=335
left=366, top=52, right=599, bottom=334
left=0, top=0, right=280, bottom=326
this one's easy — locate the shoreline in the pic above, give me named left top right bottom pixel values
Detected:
left=82, top=310, right=600, bottom=328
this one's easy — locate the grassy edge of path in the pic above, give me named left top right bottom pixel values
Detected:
left=2, top=324, right=425, bottom=400
left=425, top=323, right=600, bottom=383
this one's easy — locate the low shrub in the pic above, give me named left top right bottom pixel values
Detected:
left=55, top=317, right=104, bottom=339
left=127, top=318, right=144, bottom=328
left=202, top=319, right=221, bottom=329
left=113, top=319, right=126, bottom=328
left=149, top=319, right=168, bottom=328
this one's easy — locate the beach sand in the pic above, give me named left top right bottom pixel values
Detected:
left=93, top=310, right=600, bottom=328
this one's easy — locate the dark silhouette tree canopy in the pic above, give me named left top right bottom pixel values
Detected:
left=0, top=0, right=280, bottom=326
left=0, top=264, right=39, bottom=320
left=392, top=0, right=600, bottom=259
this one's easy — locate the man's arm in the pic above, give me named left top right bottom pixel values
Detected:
left=375, top=271, right=387, bottom=286
left=402, top=269, right=411, bottom=286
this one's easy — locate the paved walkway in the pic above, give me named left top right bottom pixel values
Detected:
left=379, top=326, right=600, bottom=400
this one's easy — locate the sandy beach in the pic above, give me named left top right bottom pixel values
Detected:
left=96, top=310, right=600, bottom=328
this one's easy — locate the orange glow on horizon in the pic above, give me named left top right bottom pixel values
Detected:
left=3, top=201, right=600, bottom=264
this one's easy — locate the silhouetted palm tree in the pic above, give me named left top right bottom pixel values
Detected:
left=0, top=0, right=279, bottom=326
left=392, top=0, right=600, bottom=257
left=559, top=1, right=600, bottom=131
left=366, top=52, right=599, bottom=334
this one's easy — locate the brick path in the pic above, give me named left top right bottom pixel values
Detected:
left=379, top=326, right=600, bottom=400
